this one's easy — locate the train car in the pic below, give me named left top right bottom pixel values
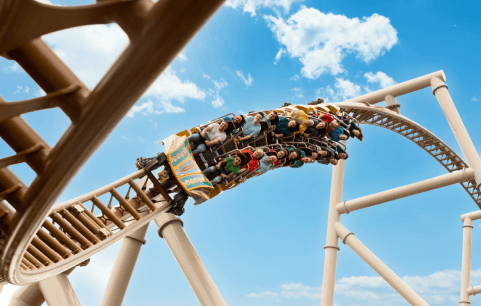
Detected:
left=143, top=103, right=362, bottom=215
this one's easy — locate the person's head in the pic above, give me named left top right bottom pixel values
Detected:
left=352, top=129, right=361, bottom=137
left=338, top=152, right=349, bottom=160
left=316, top=121, right=327, bottom=129
left=288, top=120, right=297, bottom=128
left=232, top=156, right=242, bottom=166
left=301, top=157, right=311, bottom=163
left=253, top=149, right=264, bottom=159
left=319, top=150, right=329, bottom=157
left=330, top=158, right=338, bottom=165
left=329, top=121, right=339, bottom=130
left=254, top=112, right=265, bottom=122
left=218, top=120, right=228, bottom=131
left=266, top=155, right=278, bottom=164
left=277, top=149, right=288, bottom=159
left=311, top=151, right=318, bottom=159
left=267, top=111, right=278, bottom=121
left=288, top=150, right=298, bottom=160
left=233, top=116, right=243, bottom=125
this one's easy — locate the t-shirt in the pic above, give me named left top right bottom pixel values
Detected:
left=238, top=150, right=259, bottom=173
left=329, top=127, right=344, bottom=142
left=257, top=155, right=271, bottom=174
left=205, top=123, right=227, bottom=142
left=242, top=116, right=262, bottom=137
left=224, top=157, right=240, bottom=175
left=290, top=151, right=306, bottom=168
left=275, top=118, right=291, bottom=135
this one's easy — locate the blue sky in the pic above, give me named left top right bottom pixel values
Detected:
left=1, top=0, right=481, bottom=305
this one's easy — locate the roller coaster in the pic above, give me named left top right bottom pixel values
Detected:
left=1, top=1, right=481, bottom=306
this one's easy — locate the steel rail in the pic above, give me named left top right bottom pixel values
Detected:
left=335, top=102, right=480, bottom=209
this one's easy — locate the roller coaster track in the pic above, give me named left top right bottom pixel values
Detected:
left=338, top=102, right=481, bottom=209
left=0, top=0, right=225, bottom=286
left=1, top=99, right=479, bottom=288
left=0, top=4, right=479, bottom=305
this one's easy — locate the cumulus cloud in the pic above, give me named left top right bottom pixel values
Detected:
left=264, top=6, right=398, bottom=78
left=365, top=71, right=396, bottom=88
left=236, top=70, right=253, bottom=86
left=317, top=78, right=361, bottom=102
left=274, top=48, right=285, bottom=64
left=13, top=85, right=30, bottom=94
left=225, top=0, right=298, bottom=17
left=471, top=96, right=481, bottom=102
left=290, top=74, right=300, bottom=81
left=290, top=87, right=303, bottom=99
left=204, top=74, right=228, bottom=108
left=43, top=24, right=205, bottom=115
left=3, top=63, right=23, bottom=73
left=247, top=269, right=481, bottom=306
left=247, top=291, right=278, bottom=297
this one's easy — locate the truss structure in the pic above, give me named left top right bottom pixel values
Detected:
left=1, top=1, right=481, bottom=305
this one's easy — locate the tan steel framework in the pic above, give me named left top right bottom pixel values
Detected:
left=1, top=1, right=480, bottom=305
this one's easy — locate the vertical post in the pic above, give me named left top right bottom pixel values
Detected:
left=38, top=273, right=81, bottom=306
left=155, top=212, right=227, bottom=306
left=320, top=159, right=345, bottom=306
left=431, top=76, right=481, bottom=185
left=460, top=217, right=473, bottom=306
left=100, top=223, right=149, bottom=306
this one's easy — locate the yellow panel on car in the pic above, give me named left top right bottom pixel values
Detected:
left=325, top=103, right=340, bottom=114
left=176, top=130, right=191, bottom=137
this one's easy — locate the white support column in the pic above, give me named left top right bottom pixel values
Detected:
left=8, top=284, right=45, bottom=306
left=100, top=223, right=149, bottom=306
left=320, top=160, right=345, bottom=306
left=155, top=212, right=227, bottom=306
left=336, top=168, right=475, bottom=214
left=38, top=273, right=81, bottom=306
left=460, top=217, right=473, bottom=306
left=431, top=76, right=481, bottom=185
left=334, top=222, right=429, bottom=306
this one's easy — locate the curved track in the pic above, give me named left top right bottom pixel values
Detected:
left=338, top=102, right=480, bottom=209
left=0, top=101, right=478, bottom=287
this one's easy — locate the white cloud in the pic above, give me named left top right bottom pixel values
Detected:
left=225, top=0, right=298, bottom=17
left=43, top=24, right=205, bottom=115
left=364, top=71, right=396, bottom=88
left=264, top=6, right=398, bottom=79
left=274, top=48, right=285, bottom=64
left=317, top=78, right=361, bottom=102
left=204, top=74, right=228, bottom=108
left=13, top=85, right=30, bottom=94
left=249, top=269, right=481, bottom=306
left=3, top=63, right=23, bottom=73
left=471, top=96, right=481, bottom=102
left=236, top=70, right=253, bottom=86
left=290, top=87, right=303, bottom=99
left=126, top=99, right=155, bottom=117
left=247, top=291, right=278, bottom=297
left=212, top=96, right=225, bottom=108
left=290, top=74, right=300, bottom=81
left=178, top=52, right=187, bottom=61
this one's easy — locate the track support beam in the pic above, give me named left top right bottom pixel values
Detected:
left=336, top=168, right=475, bottom=214
left=155, top=212, right=227, bottom=306
left=335, top=222, right=429, bottom=306
left=100, top=223, right=149, bottom=306
left=38, top=272, right=80, bottom=306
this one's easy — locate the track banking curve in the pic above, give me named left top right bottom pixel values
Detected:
left=1, top=100, right=478, bottom=286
